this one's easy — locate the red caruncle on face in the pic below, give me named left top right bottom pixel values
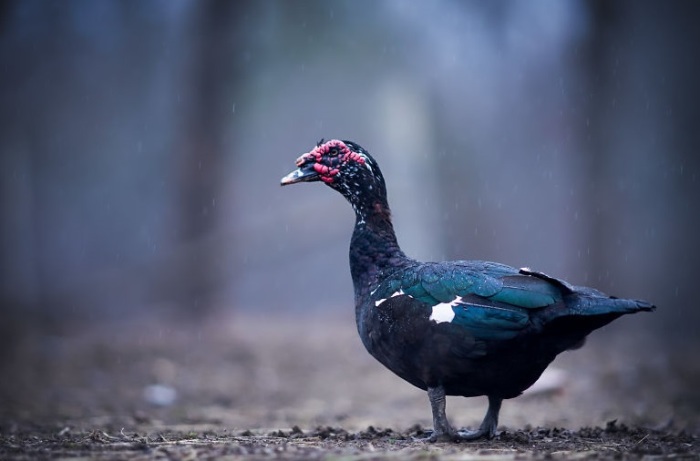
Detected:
left=296, top=140, right=366, bottom=184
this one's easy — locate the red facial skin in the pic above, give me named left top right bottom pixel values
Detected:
left=295, top=140, right=366, bottom=183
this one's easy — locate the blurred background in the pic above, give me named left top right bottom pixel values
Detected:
left=1, top=0, right=699, bottom=418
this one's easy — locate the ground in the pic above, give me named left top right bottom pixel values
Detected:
left=0, top=310, right=697, bottom=460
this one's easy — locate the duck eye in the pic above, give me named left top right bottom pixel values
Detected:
left=328, top=147, right=339, bottom=157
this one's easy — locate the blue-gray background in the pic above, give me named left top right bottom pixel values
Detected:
left=1, top=1, right=698, bottom=350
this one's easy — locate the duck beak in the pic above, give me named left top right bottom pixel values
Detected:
left=280, top=161, right=319, bottom=186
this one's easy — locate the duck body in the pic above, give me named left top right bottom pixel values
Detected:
left=281, top=139, right=655, bottom=442
left=358, top=258, right=646, bottom=400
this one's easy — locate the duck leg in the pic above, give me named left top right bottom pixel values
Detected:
left=424, top=387, right=502, bottom=442
left=424, top=386, right=455, bottom=442
left=458, top=395, right=502, bottom=440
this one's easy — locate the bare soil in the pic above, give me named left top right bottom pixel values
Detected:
left=0, top=310, right=697, bottom=460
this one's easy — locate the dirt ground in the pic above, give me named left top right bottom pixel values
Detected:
left=0, top=310, right=698, bottom=460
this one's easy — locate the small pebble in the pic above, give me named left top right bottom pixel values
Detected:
left=143, top=384, right=177, bottom=406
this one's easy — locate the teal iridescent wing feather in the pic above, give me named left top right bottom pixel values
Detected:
left=372, top=261, right=569, bottom=340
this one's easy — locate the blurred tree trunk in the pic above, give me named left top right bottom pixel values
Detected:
left=576, top=0, right=621, bottom=289
left=0, top=1, right=68, bottom=326
left=173, top=2, right=243, bottom=315
left=578, top=1, right=700, bottom=342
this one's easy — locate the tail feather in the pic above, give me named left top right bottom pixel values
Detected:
left=522, top=268, right=656, bottom=316
left=565, top=294, right=655, bottom=317
left=541, top=295, right=655, bottom=352
left=531, top=279, right=656, bottom=352
left=540, top=293, right=655, bottom=324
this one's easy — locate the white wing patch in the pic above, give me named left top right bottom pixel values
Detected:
left=429, top=296, right=463, bottom=324
left=374, top=289, right=405, bottom=307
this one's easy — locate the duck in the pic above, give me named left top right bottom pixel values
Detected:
left=280, top=139, right=655, bottom=442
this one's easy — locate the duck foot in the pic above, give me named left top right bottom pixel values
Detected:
left=414, top=426, right=497, bottom=442
left=422, top=386, right=503, bottom=443
left=414, top=428, right=491, bottom=443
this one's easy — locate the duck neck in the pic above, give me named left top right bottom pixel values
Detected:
left=348, top=199, right=411, bottom=303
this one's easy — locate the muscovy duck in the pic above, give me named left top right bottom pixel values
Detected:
left=280, top=139, right=655, bottom=442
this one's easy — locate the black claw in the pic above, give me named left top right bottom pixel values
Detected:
left=413, top=428, right=492, bottom=443
left=412, top=431, right=453, bottom=443
left=456, top=427, right=499, bottom=441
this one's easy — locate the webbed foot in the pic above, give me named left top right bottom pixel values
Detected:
left=413, top=427, right=494, bottom=443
